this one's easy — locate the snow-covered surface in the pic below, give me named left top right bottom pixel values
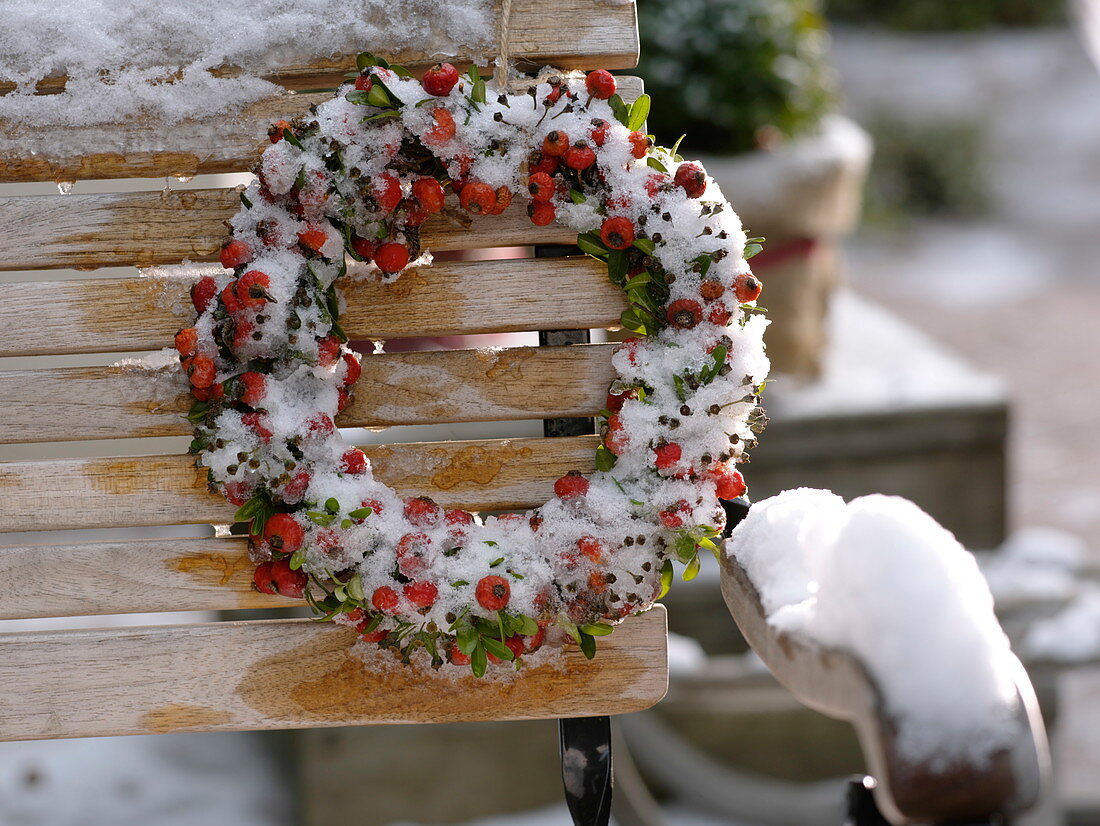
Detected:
left=980, top=527, right=1089, bottom=609
left=1023, top=586, right=1100, bottom=664
left=0, top=0, right=494, bottom=155
left=667, top=631, right=708, bottom=674
left=0, top=732, right=292, bottom=826
left=727, top=489, right=1022, bottom=767
left=765, top=290, right=1005, bottom=421
left=699, top=115, right=873, bottom=237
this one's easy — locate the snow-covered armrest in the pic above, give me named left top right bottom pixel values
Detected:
left=719, top=491, right=1050, bottom=824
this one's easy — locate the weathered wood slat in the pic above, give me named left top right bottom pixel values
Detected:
left=0, top=607, right=666, bottom=740
left=0, top=434, right=600, bottom=532
left=0, top=77, right=641, bottom=184
left=0, top=344, right=615, bottom=444
left=0, top=192, right=583, bottom=271
left=0, top=257, right=625, bottom=357
left=0, top=0, right=639, bottom=97
left=0, top=536, right=293, bottom=618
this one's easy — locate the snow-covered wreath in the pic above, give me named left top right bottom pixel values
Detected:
left=176, top=55, right=770, bottom=676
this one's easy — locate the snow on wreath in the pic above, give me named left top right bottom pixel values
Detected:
left=174, top=55, right=770, bottom=676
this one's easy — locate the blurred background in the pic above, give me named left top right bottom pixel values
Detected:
left=2, top=0, right=1100, bottom=823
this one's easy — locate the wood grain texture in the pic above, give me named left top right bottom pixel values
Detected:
left=0, top=76, right=641, bottom=184
left=0, top=344, right=614, bottom=444
left=0, top=606, right=666, bottom=741
left=0, top=193, right=583, bottom=271
left=0, top=536, right=297, bottom=618
left=0, top=256, right=626, bottom=357
left=0, top=434, right=600, bottom=532
left=0, top=0, right=639, bottom=97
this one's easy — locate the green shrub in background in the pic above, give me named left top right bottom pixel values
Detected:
left=636, top=0, right=837, bottom=155
left=825, top=0, right=1064, bottom=31
left=863, top=115, right=990, bottom=222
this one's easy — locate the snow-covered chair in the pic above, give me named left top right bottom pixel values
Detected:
left=0, top=5, right=660, bottom=825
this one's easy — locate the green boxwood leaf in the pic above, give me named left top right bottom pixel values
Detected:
left=517, top=615, right=540, bottom=636
left=482, top=635, right=514, bottom=661
left=281, top=129, right=305, bottom=150
left=608, top=94, right=630, bottom=126
left=580, top=622, right=614, bottom=637
left=683, top=553, right=702, bottom=581
left=627, top=94, right=651, bottom=131
left=658, top=558, right=674, bottom=599
left=346, top=576, right=364, bottom=602
left=471, top=643, right=487, bottom=677
left=457, top=628, right=479, bottom=655
left=579, top=632, right=597, bottom=660
left=594, top=444, right=617, bottom=472
left=557, top=617, right=582, bottom=644
left=673, top=532, right=697, bottom=563
left=576, top=231, right=609, bottom=259
left=620, top=307, right=648, bottom=335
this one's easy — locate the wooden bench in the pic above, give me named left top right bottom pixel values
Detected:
left=0, top=4, right=664, bottom=823
left=0, top=3, right=1052, bottom=824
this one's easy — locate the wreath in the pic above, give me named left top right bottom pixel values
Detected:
left=175, top=55, right=770, bottom=676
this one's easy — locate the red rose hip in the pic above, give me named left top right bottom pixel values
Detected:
left=673, top=162, right=707, bottom=198
left=263, top=513, right=305, bottom=553
left=600, top=216, right=635, bottom=250
left=585, top=69, right=616, bottom=100
left=554, top=472, right=589, bottom=499
left=666, top=299, right=703, bottom=329
left=374, top=242, right=409, bottom=274
left=476, top=575, right=511, bottom=611
left=404, top=580, right=439, bottom=609
left=219, top=239, right=254, bottom=269
left=734, top=272, right=763, bottom=303
left=422, top=62, right=459, bottom=96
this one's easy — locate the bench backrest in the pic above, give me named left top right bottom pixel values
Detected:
left=0, top=0, right=669, bottom=742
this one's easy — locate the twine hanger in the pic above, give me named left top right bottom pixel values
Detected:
left=493, top=0, right=512, bottom=88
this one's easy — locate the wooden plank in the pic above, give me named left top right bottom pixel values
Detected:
left=0, top=344, right=614, bottom=444
left=0, top=190, right=587, bottom=271
left=0, top=0, right=639, bottom=97
left=0, top=434, right=600, bottom=532
left=0, top=76, right=641, bottom=184
left=0, top=536, right=296, bottom=619
left=0, top=257, right=625, bottom=357
left=0, top=91, right=328, bottom=185
left=0, top=606, right=666, bottom=741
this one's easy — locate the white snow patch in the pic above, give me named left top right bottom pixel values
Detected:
left=667, top=631, right=708, bottom=675
left=1024, top=586, right=1100, bottom=664
left=0, top=0, right=495, bottom=156
left=980, top=526, right=1087, bottom=608
left=728, top=489, right=1022, bottom=767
